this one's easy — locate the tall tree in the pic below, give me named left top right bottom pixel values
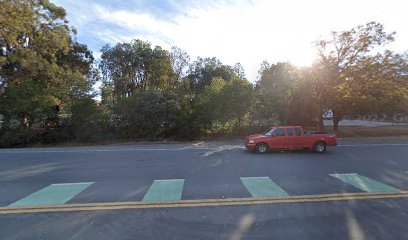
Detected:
left=149, top=46, right=174, bottom=91
left=287, top=67, right=320, bottom=126
left=99, top=39, right=175, bottom=106
left=314, top=22, right=395, bottom=130
left=339, top=51, right=408, bottom=115
left=219, top=76, right=253, bottom=127
left=0, top=0, right=70, bottom=92
left=233, top=63, right=246, bottom=80
left=255, top=62, right=299, bottom=124
left=170, top=46, right=190, bottom=87
left=0, top=0, right=94, bottom=126
left=196, top=76, right=253, bottom=129
left=187, top=57, right=237, bottom=93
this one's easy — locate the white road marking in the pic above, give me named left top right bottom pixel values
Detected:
left=69, top=221, right=94, bottom=240
left=203, top=146, right=244, bottom=156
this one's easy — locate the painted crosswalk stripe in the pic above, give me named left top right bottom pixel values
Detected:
left=240, top=177, right=288, bottom=197
left=142, top=179, right=185, bottom=202
left=9, top=182, right=94, bottom=207
left=329, top=173, right=400, bottom=192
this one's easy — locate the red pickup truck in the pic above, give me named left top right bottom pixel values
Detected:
left=245, top=126, right=337, bottom=153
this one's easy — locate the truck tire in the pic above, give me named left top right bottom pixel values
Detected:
left=313, top=141, right=326, bottom=153
left=255, top=143, right=269, bottom=154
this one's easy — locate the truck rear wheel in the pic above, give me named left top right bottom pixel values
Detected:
left=313, top=141, right=326, bottom=153
left=255, top=143, right=269, bottom=154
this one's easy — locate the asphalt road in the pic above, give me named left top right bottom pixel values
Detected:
left=1, top=140, right=408, bottom=240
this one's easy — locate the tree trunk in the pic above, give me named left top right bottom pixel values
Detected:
left=333, top=118, right=340, bottom=131
left=332, top=109, right=343, bottom=131
left=319, top=115, right=325, bottom=132
left=236, top=115, right=242, bottom=128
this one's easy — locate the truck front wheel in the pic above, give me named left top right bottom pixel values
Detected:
left=255, top=143, right=269, bottom=154
left=313, top=141, right=326, bottom=153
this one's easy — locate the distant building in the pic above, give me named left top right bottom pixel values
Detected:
left=322, top=109, right=333, bottom=120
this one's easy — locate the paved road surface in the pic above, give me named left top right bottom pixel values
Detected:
left=1, top=140, right=408, bottom=239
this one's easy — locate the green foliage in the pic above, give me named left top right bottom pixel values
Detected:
left=0, top=0, right=67, bottom=54
left=218, top=77, right=253, bottom=127
left=115, top=92, right=181, bottom=139
left=172, top=95, right=202, bottom=139
left=314, top=21, right=399, bottom=129
left=339, top=51, right=408, bottom=114
left=0, top=0, right=95, bottom=146
left=70, top=98, right=107, bottom=142
left=194, top=76, right=253, bottom=133
left=0, top=79, right=56, bottom=123
left=255, top=62, right=299, bottom=124
left=253, top=62, right=321, bottom=127
left=0, top=126, right=36, bottom=147
left=287, top=68, right=320, bottom=126
left=187, top=57, right=238, bottom=93
left=170, top=46, right=190, bottom=85
left=99, top=40, right=175, bottom=106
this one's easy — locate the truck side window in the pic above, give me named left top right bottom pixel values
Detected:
left=275, top=128, right=285, bottom=136
left=295, top=127, right=302, bottom=136
left=287, top=128, right=293, bottom=136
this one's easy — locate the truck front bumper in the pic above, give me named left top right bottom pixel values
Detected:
left=245, top=143, right=256, bottom=150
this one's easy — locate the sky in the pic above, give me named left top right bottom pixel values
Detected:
left=52, top=0, right=408, bottom=82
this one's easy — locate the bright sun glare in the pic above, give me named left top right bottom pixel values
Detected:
left=54, top=0, right=408, bottom=81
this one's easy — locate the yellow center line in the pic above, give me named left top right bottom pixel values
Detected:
left=2, top=190, right=406, bottom=211
left=1, top=191, right=407, bottom=215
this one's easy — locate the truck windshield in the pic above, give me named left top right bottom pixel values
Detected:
left=264, top=128, right=275, bottom=136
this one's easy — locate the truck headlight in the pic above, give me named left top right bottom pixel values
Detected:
left=249, top=139, right=255, bottom=144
